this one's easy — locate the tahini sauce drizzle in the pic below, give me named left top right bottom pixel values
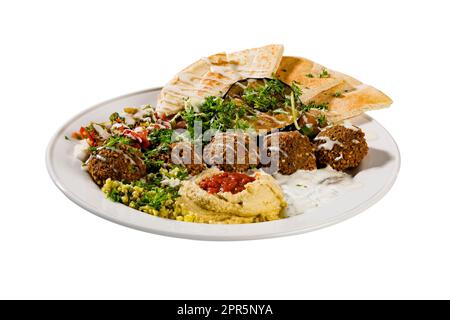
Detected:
left=314, top=136, right=343, bottom=150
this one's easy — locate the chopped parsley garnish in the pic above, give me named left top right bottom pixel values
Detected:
left=107, top=188, right=122, bottom=202
left=136, top=169, right=187, bottom=209
left=134, top=186, right=171, bottom=210
left=105, top=166, right=189, bottom=212
left=181, top=96, right=249, bottom=138
left=241, top=78, right=286, bottom=112
left=64, top=136, right=70, bottom=141
left=105, top=135, right=131, bottom=148
left=302, top=101, right=328, bottom=112
left=319, top=68, right=330, bottom=78
left=317, top=115, right=327, bottom=127
left=305, top=73, right=314, bottom=78
left=333, top=92, right=343, bottom=98
left=148, top=129, right=172, bottom=151
left=143, top=129, right=174, bottom=172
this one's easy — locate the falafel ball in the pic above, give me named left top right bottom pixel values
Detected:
left=87, top=145, right=147, bottom=185
left=314, top=124, right=368, bottom=171
left=203, top=132, right=259, bottom=172
left=170, top=141, right=206, bottom=175
left=263, top=131, right=316, bottom=175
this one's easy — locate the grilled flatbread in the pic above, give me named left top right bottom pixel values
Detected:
left=156, top=45, right=284, bottom=115
left=275, top=56, right=392, bottom=123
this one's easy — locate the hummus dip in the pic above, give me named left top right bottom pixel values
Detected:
left=176, top=168, right=287, bottom=224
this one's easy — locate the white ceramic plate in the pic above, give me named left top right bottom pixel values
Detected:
left=46, top=88, right=400, bottom=241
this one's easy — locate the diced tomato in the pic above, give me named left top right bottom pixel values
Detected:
left=123, top=129, right=140, bottom=141
left=79, top=127, right=97, bottom=146
left=123, top=129, right=150, bottom=149
left=199, top=172, right=256, bottom=194
left=136, top=130, right=150, bottom=149
left=79, top=127, right=89, bottom=139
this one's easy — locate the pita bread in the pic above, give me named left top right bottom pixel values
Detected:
left=275, top=56, right=392, bottom=123
left=157, top=45, right=284, bottom=115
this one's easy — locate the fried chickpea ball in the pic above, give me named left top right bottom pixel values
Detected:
left=203, top=132, right=260, bottom=172
left=314, top=124, right=368, bottom=171
left=263, top=131, right=316, bottom=175
left=170, top=141, right=206, bottom=175
left=87, top=144, right=146, bottom=185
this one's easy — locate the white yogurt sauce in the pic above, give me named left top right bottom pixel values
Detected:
left=73, top=139, right=90, bottom=161
left=273, top=167, right=359, bottom=216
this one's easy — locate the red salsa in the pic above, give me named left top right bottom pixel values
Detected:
left=199, top=172, right=256, bottom=194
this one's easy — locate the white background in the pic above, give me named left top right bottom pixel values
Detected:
left=1, top=0, right=449, bottom=300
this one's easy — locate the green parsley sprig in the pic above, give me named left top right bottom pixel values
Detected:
left=181, top=96, right=250, bottom=138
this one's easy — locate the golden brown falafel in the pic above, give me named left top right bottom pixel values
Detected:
left=203, top=132, right=259, bottom=172
left=87, top=145, right=147, bottom=185
left=314, top=124, right=368, bottom=171
left=170, top=141, right=206, bottom=175
left=263, top=131, right=316, bottom=175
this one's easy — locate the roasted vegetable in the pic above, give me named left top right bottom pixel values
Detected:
left=224, top=78, right=328, bottom=136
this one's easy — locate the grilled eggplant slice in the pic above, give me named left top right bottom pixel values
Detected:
left=224, top=78, right=328, bottom=137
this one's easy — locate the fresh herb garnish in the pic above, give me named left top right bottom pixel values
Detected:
left=333, top=91, right=343, bottom=98
left=135, top=166, right=188, bottom=209
left=302, top=101, right=328, bottom=112
left=241, top=78, right=286, bottom=112
left=148, top=129, right=172, bottom=150
left=317, top=115, right=327, bottom=127
left=107, top=188, right=122, bottom=202
left=104, top=166, right=188, bottom=212
left=305, top=73, right=314, bottom=78
left=181, top=96, right=249, bottom=138
left=143, top=129, right=174, bottom=172
left=64, top=136, right=70, bottom=141
left=105, top=135, right=132, bottom=148
left=319, top=68, right=330, bottom=78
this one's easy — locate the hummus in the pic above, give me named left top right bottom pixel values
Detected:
left=176, top=168, right=287, bottom=224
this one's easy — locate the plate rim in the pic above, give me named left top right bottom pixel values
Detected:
left=46, top=87, right=401, bottom=241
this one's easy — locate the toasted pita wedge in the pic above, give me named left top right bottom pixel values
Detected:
left=275, top=56, right=392, bottom=123
left=157, top=45, right=284, bottom=115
